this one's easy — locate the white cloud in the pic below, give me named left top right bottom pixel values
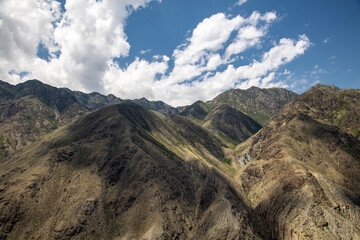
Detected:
left=173, top=13, right=243, bottom=66
left=328, top=56, right=336, bottom=64
left=162, top=11, right=277, bottom=88
left=0, top=0, right=159, bottom=91
left=323, top=37, right=330, bottom=43
left=283, top=69, right=291, bottom=75
left=288, top=78, right=309, bottom=92
left=103, top=56, right=169, bottom=99
left=237, top=0, right=248, bottom=6
left=0, top=0, right=61, bottom=82
left=190, top=35, right=310, bottom=99
left=311, top=65, right=327, bottom=75
left=140, top=49, right=152, bottom=54
left=225, top=12, right=276, bottom=59
left=149, top=34, right=310, bottom=106
left=0, top=2, right=310, bottom=107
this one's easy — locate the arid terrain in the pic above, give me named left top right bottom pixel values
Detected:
left=0, top=80, right=359, bottom=239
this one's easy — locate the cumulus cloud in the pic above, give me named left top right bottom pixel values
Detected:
left=0, top=0, right=310, bottom=107
left=170, top=34, right=310, bottom=105
left=0, top=0, right=159, bottom=91
left=103, top=55, right=169, bottom=99
left=142, top=34, right=309, bottom=106
left=162, top=11, right=277, bottom=88
left=225, top=12, right=276, bottom=59
left=0, top=0, right=61, bottom=81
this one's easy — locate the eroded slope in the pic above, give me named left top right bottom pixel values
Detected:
left=236, top=85, right=360, bottom=239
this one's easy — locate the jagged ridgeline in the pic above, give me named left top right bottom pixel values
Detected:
left=0, top=79, right=359, bottom=239
left=178, top=87, right=297, bottom=126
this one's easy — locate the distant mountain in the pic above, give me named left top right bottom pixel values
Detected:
left=0, top=80, right=179, bottom=158
left=177, top=100, right=211, bottom=123
left=179, top=87, right=297, bottom=126
left=0, top=80, right=88, bottom=158
left=128, top=97, right=178, bottom=115
left=235, top=84, right=360, bottom=239
left=69, top=90, right=124, bottom=111
left=68, top=89, right=177, bottom=115
left=177, top=87, right=296, bottom=146
left=202, top=105, right=262, bottom=146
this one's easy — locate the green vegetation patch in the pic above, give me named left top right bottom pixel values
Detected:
left=223, top=158, right=232, bottom=165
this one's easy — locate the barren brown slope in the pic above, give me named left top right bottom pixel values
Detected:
left=0, top=103, right=262, bottom=240
left=235, top=85, right=360, bottom=239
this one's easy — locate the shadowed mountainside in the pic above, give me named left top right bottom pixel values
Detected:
left=0, top=80, right=88, bottom=158
left=202, top=105, right=262, bottom=146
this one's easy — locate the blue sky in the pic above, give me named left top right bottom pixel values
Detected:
left=125, top=0, right=360, bottom=90
left=0, top=0, right=359, bottom=106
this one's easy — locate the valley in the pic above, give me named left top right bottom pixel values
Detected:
left=0, top=80, right=359, bottom=239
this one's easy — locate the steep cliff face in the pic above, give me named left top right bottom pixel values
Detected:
left=236, top=85, right=360, bottom=239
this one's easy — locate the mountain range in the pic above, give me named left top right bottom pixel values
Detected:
left=0, top=79, right=358, bottom=239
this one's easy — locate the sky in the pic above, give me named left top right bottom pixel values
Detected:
left=0, top=0, right=359, bottom=106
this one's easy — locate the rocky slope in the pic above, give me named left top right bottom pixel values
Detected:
left=0, top=80, right=88, bottom=158
left=0, top=80, right=359, bottom=240
left=235, top=84, right=360, bottom=239
left=0, top=79, right=180, bottom=159
left=0, top=103, right=262, bottom=240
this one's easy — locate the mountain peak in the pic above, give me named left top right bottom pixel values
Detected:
left=313, top=83, right=340, bottom=90
left=0, top=79, right=359, bottom=239
left=19, top=79, right=44, bottom=86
